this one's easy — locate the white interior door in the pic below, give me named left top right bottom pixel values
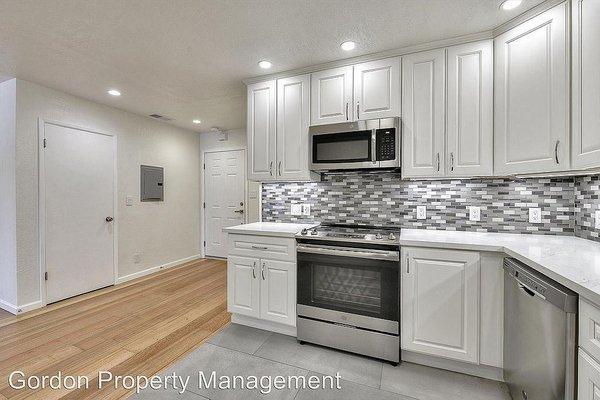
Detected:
left=43, top=122, right=115, bottom=304
left=204, top=150, right=245, bottom=258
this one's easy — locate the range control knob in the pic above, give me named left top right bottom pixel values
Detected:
left=388, top=233, right=396, bottom=241
left=300, top=228, right=308, bottom=235
left=375, top=233, right=383, bottom=240
left=310, top=229, right=318, bottom=235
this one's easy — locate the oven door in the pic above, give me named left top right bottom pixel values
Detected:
left=310, top=130, right=378, bottom=170
left=297, top=243, right=399, bottom=334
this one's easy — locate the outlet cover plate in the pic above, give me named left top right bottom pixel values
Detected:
left=416, top=206, right=426, bottom=220
left=529, top=208, right=542, bottom=224
left=595, top=210, right=600, bottom=230
left=302, top=204, right=311, bottom=216
left=469, top=206, right=481, bottom=222
left=291, top=204, right=302, bottom=216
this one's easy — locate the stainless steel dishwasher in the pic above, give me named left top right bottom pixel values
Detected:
left=504, top=258, right=578, bottom=400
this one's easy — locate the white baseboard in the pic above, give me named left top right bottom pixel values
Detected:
left=231, top=314, right=297, bottom=336
left=0, top=299, right=43, bottom=315
left=401, top=350, right=504, bottom=382
left=115, top=254, right=202, bottom=285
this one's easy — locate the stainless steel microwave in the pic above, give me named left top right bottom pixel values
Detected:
left=309, top=118, right=400, bottom=171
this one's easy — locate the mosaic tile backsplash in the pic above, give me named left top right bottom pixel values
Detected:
left=262, top=172, right=600, bottom=242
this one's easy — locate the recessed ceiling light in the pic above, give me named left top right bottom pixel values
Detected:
left=340, top=41, right=356, bottom=51
left=258, top=60, right=272, bottom=69
left=500, top=0, right=522, bottom=10
left=192, top=119, right=202, bottom=124
left=107, top=89, right=121, bottom=96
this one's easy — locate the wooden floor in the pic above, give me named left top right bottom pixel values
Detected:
left=0, top=259, right=229, bottom=400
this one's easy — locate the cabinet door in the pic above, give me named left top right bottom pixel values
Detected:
left=401, top=247, right=480, bottom=363
left=311, top=66, right=353, bottom=125
left=579, top=349, right=600, bottom=400
left=247, top=80, right=277, bottom=181
left=353, top=57, right=400, bottom=120
left=259, top=259, right=295, bottom=326
left=227, top=256, right=260, bottom=318
left=277, top=74, right=311, bottom=181
left=572, top=0, right=600, bottom=170
left=494, top=3, right=569, bottom=175
left=447, top=41, right=493, bottom=177
left=402, top=49, right=445, bottom=178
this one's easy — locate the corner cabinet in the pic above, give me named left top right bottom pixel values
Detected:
left=572, top=0, right=600, bottom=170
left=401, top=247, right=481, bottom=363
left=247, top=80, right=277, bottom=181
left=247, top=75, right=316, bottom=182
left=494, top=2, right=570, bottom=175
left=402, top=41, right=492, bottom=179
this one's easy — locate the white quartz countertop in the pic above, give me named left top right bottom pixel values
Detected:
left=224, top=222, right=318, bottom=238
left=400, top=229, right=600, bottom=305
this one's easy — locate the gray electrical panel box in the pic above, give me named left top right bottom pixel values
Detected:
left=140, top=165, right=164, bottom=202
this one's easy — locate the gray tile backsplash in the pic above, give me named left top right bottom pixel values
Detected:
left=262, top=171, right=600, bottom=242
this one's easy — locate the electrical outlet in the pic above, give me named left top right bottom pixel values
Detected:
left=302, top=204, right=311, bottom=216
left=469, top=206, right=481, bottom=222
left=133, top=252, right=142, bottom=264
left=416, top=206, right=426, bottom=220
left=595, top=210, right=600, bottom=230
left=125, top=196, right=135, bottom=206
left=529, top=208, right=542, bottom=224
left=290, top=204, right=302, bottom=216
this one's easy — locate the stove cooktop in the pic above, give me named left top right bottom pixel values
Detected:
left=296, top=224, right=401, bottom=245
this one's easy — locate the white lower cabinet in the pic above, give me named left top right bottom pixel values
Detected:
left=579, top=349, right=600, bottom=400
left=227, top=235, right=296, bottom=328
left=402, top=247, right=480, bottom=363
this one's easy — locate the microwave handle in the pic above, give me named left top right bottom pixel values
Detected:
left=371, top=130, right=377, bottom=164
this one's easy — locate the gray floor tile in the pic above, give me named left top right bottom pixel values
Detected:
left=254, top=333, right=383, bottom=388
left=128, top=388, right=208, bottom=399
left=381, top=362, right=511, bottom=400
left=295, top=376, right=418, bottom=400
left=168, top=343, right=308, bottom=400
left=207, top=323, right=272, bottom=354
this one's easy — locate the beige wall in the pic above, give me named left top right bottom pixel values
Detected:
left=13, top=79, right=202, bottom=307
left=0, top=79, right=17, bottom=308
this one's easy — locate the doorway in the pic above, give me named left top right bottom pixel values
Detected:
left=40, top=120, right=116, bottom=304
left=204, top=149, right=246, bottom=258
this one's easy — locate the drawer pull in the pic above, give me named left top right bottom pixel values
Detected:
left=251, top=245, right=268, bottom=250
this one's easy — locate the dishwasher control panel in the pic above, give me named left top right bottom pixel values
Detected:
left=515, top=270, right=547, bottom=297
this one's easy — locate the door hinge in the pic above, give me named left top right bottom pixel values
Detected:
left=43, top=139, right=47, bottom=148
left=44, top=272, right=48, bottom=281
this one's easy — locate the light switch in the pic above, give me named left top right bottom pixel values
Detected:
left=125, top=196, right=135, bottom=206
left=595, top=210, right=600, bottom=230
left=469, top=206, right=481, bottom=222
left=416, top=206, right=426, bottom=220
left=291, top=204, right=302, bottom=216
left=302, top=204, right=311, bottom=216
left=529, top=208, right=542, bottom=224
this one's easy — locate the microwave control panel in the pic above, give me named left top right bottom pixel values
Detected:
left=376, top=128, right=396, bottom=161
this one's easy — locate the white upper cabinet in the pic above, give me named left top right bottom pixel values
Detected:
left=494, top=2, right=569, bottom=175
left=446, top=41, right=493, bottom=177
left=311, top=66, right=353, bottom=125
left=247, top=80, right=277, bottom=180
left=401, top=247, right=480, bottom=363
left=572, top=0, right=600, bottom=170
left=402, top=49, right=446, bottom=178
left=276, top=74, right=312, bottom=181
left=353, top=57, right=401, bottom=120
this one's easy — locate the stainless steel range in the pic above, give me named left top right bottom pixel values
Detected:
left=295, top=224, right=401, bottom=364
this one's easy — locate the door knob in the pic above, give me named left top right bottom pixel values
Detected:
left=105, top=217, right=114, bottom=222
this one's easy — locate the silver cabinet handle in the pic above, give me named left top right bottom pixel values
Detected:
left=278, top=161, right=282, bottom=176
left=297, top=244, right=399, bottom=261
left=357, top=102, right=360, bottom=120
left=269, top=161, right=273, bottom=176
left=436, top=153, right=440, bottom=172
left=555, top=140, right=560, bottom=164
left=251, top=245, right=268, bottom=250
left=252, top=261, right=256, bottom=279
left=345, top=102, right=349, bottom=121
left=406, top=253, right=410, bottom=274
left=450, top=152, right=455, bottom=172
left=261, top=262, right=265, bottom=280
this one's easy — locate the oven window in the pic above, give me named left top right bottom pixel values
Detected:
left=313, top=130, right=372, bottom=163
left=313, top=264, right=382, bottom=314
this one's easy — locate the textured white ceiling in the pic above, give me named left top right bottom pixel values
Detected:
left=0, top=0, right=544, bottom=133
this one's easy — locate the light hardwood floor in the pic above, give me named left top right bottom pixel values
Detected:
left=0, top=258, right=229, bottom=400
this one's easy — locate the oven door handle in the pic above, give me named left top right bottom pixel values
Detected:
left=297, top=244, right=399, bottom=261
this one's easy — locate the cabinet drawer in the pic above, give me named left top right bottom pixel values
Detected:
left=580, top=299, right=600, bottom=362
left=579, top=348, right=600, bottom=400
left=228, top=234, right=296, bottom=261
